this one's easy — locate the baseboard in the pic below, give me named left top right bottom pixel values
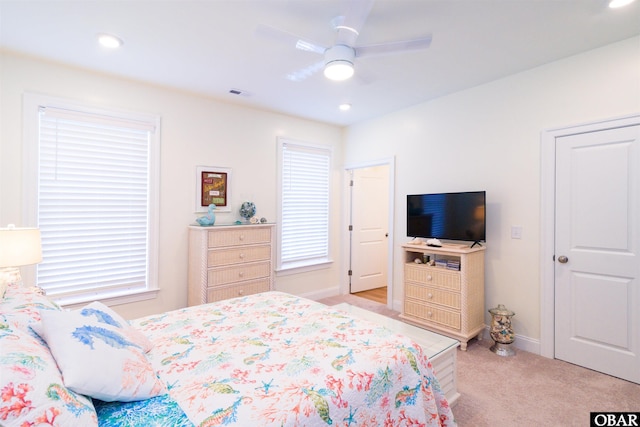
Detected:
left=298, top=286, right=340, bottom=301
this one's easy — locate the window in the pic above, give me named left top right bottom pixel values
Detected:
left=277, top=138, right=331, bottom=271
left=23, top=94, right=160, bottom=306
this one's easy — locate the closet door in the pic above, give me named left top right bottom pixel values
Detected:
left=554, top=123, right=640, bottom=384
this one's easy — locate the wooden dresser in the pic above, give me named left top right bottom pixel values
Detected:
left=400, top=243, right=485, bottom=350
left=187, top=224, right=275, bottom=306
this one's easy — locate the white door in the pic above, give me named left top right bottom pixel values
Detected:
left=349, top=165, right=389, bottom=293
left=554, top=124, right=640, bottom=383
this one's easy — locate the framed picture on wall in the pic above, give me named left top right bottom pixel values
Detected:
left=196, top=166, right=232, bottom=212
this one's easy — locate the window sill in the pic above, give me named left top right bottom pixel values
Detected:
left=52, top=288, right=160, bottom=310
left=276, top=259, right=333, bottom=276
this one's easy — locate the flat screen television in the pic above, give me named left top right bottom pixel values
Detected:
left=407, top=191, right=486, bottom=244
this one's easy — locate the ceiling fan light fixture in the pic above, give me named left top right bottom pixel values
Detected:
left=324, top=60, right=354, bottom=81
left=323, top=44, right=355, bottom=81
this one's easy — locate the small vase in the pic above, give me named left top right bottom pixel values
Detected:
left=239, top=201, right=256, bottom=222
left=489, top=304, right=516, bottom=356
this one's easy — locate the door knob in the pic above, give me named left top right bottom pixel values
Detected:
left=558, top=255, right=569, bottom=264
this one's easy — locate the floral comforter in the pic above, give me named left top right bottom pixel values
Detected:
left=114, top=291, right=455, bottom=427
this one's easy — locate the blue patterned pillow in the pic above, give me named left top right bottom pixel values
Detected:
left=94, top=394, right=192, bottom=427
left=35, top=308, right=166, bottom=402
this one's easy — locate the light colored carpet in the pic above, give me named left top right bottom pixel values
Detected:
left=317, top=294, right=640, bottom=427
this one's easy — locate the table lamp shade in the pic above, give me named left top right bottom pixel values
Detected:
left=0, top=226, right=42, bottom=268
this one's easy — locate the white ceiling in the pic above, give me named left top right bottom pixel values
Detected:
left=1, top=0, right=639, bottom=126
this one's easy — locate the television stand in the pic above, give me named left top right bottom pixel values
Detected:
left=400, top=244, right=486, bottom=350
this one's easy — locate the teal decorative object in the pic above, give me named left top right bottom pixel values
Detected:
left=196, top=204, right=216, bottom=226
left=239, top=202, right=256, bottom=221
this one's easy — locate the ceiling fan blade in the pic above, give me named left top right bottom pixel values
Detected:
left=255, top=24, right=326, bottom=55
left=285, top=60, right=325, bottom=82
left=354, top=35, right=432, bottom=58
left=335, top=0, right=374, bottom=46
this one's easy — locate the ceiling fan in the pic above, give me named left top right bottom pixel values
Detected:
left=256, top=0, right=432, bottom=82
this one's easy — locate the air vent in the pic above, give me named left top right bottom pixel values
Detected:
left=229, top=88, right=252, bottom=97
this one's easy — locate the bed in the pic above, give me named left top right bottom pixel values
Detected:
left=0, top=283, right=456, bottom=426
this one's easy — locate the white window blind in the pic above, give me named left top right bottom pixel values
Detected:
left=36, top=105, right=157, bottom=302
left=279, top=140, right=331, bottom=269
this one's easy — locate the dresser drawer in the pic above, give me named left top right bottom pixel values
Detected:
left=208, top=261, right=271, bottom=286
left=208, top=227, right=271, bottom=248
left=405, top=282, right=461, bottom=310
left=405, top=264, right=460, bottom=291
left=208, top=245, right=271, bottom=267
left=404, top=299, right=461, bottom=330
left=207, top=278, right=270, bottom=302
left=188, top=224, right=275, bottom=307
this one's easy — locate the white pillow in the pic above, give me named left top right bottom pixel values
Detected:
left=81, top=301, right=153, bottom=352
left=36, top=308, right=166, bottom=402
left=0, top=283, right=62, bottom=331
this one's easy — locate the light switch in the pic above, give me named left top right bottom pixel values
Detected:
left=511, top=226, right=523, bottom=239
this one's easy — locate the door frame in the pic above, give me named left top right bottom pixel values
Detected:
left=540, top=113, right=640, bottom=359
left=343, top=157, right=395, bottom=309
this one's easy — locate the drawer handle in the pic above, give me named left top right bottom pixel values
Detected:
left=427, top=293, right=433, bottom=299
left=239, top=253, right=245, bottom=259
left=427, top=275, right=432, bottom=281
left=427, top=311, right=433, bottom=318
left=238, top=271, right=244, bottom=278
left=239, top=235, right=245, bottom=241
left=238, top=289, right=244, bottom=295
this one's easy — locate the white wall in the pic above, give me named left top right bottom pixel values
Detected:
left=0, top=52, right=343, bottom=319
left=343, top=36, right=640, bottom=346
left=2, top=36, right=639, bottom=342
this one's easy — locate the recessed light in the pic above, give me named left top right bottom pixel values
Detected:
left=609, top=0, right=636, bottom=8
left=97, top=33, right=123, bottom=49
left=339, top=103, right=351, bottom=111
